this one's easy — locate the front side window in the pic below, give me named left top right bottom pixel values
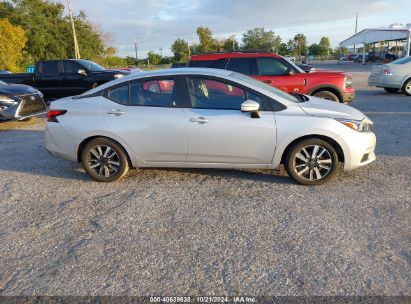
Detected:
left=107, top=84, right=129, bottom=105
left=130, top=79, right=175, bottom=107
left=63, top=61, right=82, bottom=74
left=257, top=58, right=291, bottom=76
left=188, top=77, right=265, bottom=110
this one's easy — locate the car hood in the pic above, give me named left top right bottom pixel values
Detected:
left=299, top=96, right=365, bottom=120
left=0, top=83, right=37, bottom=96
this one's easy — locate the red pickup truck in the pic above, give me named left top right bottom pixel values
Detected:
left=188, top=52, right=355, bottom=103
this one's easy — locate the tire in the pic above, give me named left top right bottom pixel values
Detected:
left=401, top=78, right=411, bottom=96
left=313, top=90, right=340, bottom=102
left=81, top=138, right=129, bottom=182
left=384, top=87, right=399, bottom=93
left=285, top=138, right=339, bottom=186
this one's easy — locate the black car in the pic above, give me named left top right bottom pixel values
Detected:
left=0, top=59, right=129, bottom=100
left=0, top=80, right=47, bottom=122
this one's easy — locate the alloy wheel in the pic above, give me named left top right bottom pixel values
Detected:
left=293, top=145, right=332, bottom=181
left=88, top=145, right=121, bottom=178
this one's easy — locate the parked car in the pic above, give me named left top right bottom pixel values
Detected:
left=353, top=54, right=369, bottom=62
left=0, top=59, right=129, bottom=100
left=0, top=80, right=47, bottom=122
left=45, top=68, right=376, bottom=185
left=188, top=52, right=355, bottom=103
left=368, top=56, right=411, bottom=95
left=296, top=63, right=315, bottom=73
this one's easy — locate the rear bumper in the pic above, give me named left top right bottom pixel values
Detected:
left=45, top=123, right=78, bottom=162
left=336, top=130, right=376, bottom=170
left=368, top=75, right=401, bottom=88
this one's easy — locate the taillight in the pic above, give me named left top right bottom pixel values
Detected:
left=383, top=68, right=392, bottom=76
left=47, top=109, right=67, bottom=122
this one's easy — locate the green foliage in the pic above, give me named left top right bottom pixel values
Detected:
left=147, top=51, right=162, bottom=65
left=308, top=43, right=322, bottom=56
left=0, top=18, right=27, bottom=71
left=277, top=43, right=289, bottom=56
left=196, top=26, right=215, bottom=53
left=319, top=36, right=331, bottom=55
left=241, top=28, right=281, bottom=51
left=171, top=38, right=189, bottom=62
left=223, top=36, right=239, bottom=52
left=293, top=33, right=307, bottom=57
left=0, top=0, right=105, bottom=68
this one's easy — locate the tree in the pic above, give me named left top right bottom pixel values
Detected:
left=277, top=43, right=289, bottom=56
left=308, top=43, right=322, bottom=56
left=171, top=38, right=190, bottom=62
left=293, top=33, right=307, bottom=58
left=241, top=28, right=281, bottom=51
left=0, top=0, right=105, bottom=64
left=0, top=18, right=27, bottom=71
left=223, top=35, right=239, bottom=52
left=196, top=26, right=215, bottom=53
left=319, top=36, right=331, bottom=55
left=286, top=39, right=296, bottom=55
left=147, top=51, right=162, bottom=65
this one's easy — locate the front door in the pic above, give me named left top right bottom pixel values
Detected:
left=185, top=77, right=276, bottom=164
left=253, top=57, right=306, bottom=94
left=100, top=77, right=187, bottom=163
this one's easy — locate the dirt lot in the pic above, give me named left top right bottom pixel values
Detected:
left=0, top=62, right=410, bottom=296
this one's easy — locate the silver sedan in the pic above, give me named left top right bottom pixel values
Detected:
left=368, top=56, right=411, bottom=95
left=45, top=68, right=376, bottom=185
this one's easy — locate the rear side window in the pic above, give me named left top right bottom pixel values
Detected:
left=257, top=58, right=290, bottom=76
left=130, top=79, right=176, bottom=107
left=107, top=84, right=129, bottom=105
left=189, top=59, right=226, bottom=69
left=226, top=58, right=255, bottom=75
left=40, top=62, right=58, bottom=75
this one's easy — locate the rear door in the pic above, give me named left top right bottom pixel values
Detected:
left=253, top=57, right=306, bottom=94
left=184, top=76, right=276, bottom=164
left=35, top=61, right=63, bottom=99
left=100, top=77, right=187, bottom=163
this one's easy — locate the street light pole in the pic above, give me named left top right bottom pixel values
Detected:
left=67, top=0, right=80, bottom=59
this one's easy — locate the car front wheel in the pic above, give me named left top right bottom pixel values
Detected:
left=313, top=90, right=340, bottom=102
left=81, top=138, right=129, bottom=182
left=285, top=138, right=339, bottom=185
left=402, top=79, right=411, bottom=96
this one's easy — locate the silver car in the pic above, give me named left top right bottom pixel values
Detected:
left=368, top=56, right=411, bottom=95
left=45, top=68, right=376, bottom=185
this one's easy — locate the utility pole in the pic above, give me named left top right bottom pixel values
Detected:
left=67, top=0, right=80, bottom=59
left=354, top=12, right=358, bottom=54
left=134, top=39, right=138, bottom=66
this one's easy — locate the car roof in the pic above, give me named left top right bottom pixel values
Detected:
left=191, top=52, right=282, bottom=61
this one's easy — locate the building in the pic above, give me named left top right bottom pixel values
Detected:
left=339, top=27, right=411, bottom=63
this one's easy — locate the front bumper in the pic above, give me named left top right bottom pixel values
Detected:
left=341, top=89, right=355, bottom=104
left=335, top=130, right=376, bottom=170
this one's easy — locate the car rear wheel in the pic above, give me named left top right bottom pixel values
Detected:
left=384, top=87, right=399, bottom=93
left=81, top=138, right=129, bottom=182
left=402, top=79, right=411, bottom=96
left=285, top=138, right=339, bottom=185
left=313, top=90, right=340, bottom=102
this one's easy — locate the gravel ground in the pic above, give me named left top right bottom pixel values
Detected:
left=0, top=63, right=410, bottom=297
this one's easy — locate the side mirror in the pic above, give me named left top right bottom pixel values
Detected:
left=287, top=69, right=296, bottom=76
left=77, top=69, right=87, bottom=76
left=241, top=100, right=260, bottom=118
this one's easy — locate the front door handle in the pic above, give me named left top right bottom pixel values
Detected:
left=190, top=116, right=210, bottom=124
left=263, top=80, right=273, bottom=84
left=107, top=109, right=125, bottom=116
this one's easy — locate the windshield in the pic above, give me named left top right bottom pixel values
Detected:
left=77, top=59, right=105, bottom=71
left=283, top=57, right=305, bottom=73
left=392, top=56, right=411, bottom=65
left=231, top=72, right=298, bottom=103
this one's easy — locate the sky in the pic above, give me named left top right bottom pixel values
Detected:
left=60, top=0, right=411, bottom=58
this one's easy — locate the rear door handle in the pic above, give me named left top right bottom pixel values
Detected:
left=190, top=116, right=210, bottom=124
left=107, top=109, right=125, bottom=116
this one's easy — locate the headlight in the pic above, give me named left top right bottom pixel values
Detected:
left=345, top=76, right=353, bottom=88
left=0, top=95, right=15, bottom=102
left=336, top=118, right=373, bottom=132
left=37, top=90, right=44, bottom=98
left=114, top=74, right=124, bottom=79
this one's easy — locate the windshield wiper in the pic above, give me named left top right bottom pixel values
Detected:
left=291, top=93, right=309, bottom=102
